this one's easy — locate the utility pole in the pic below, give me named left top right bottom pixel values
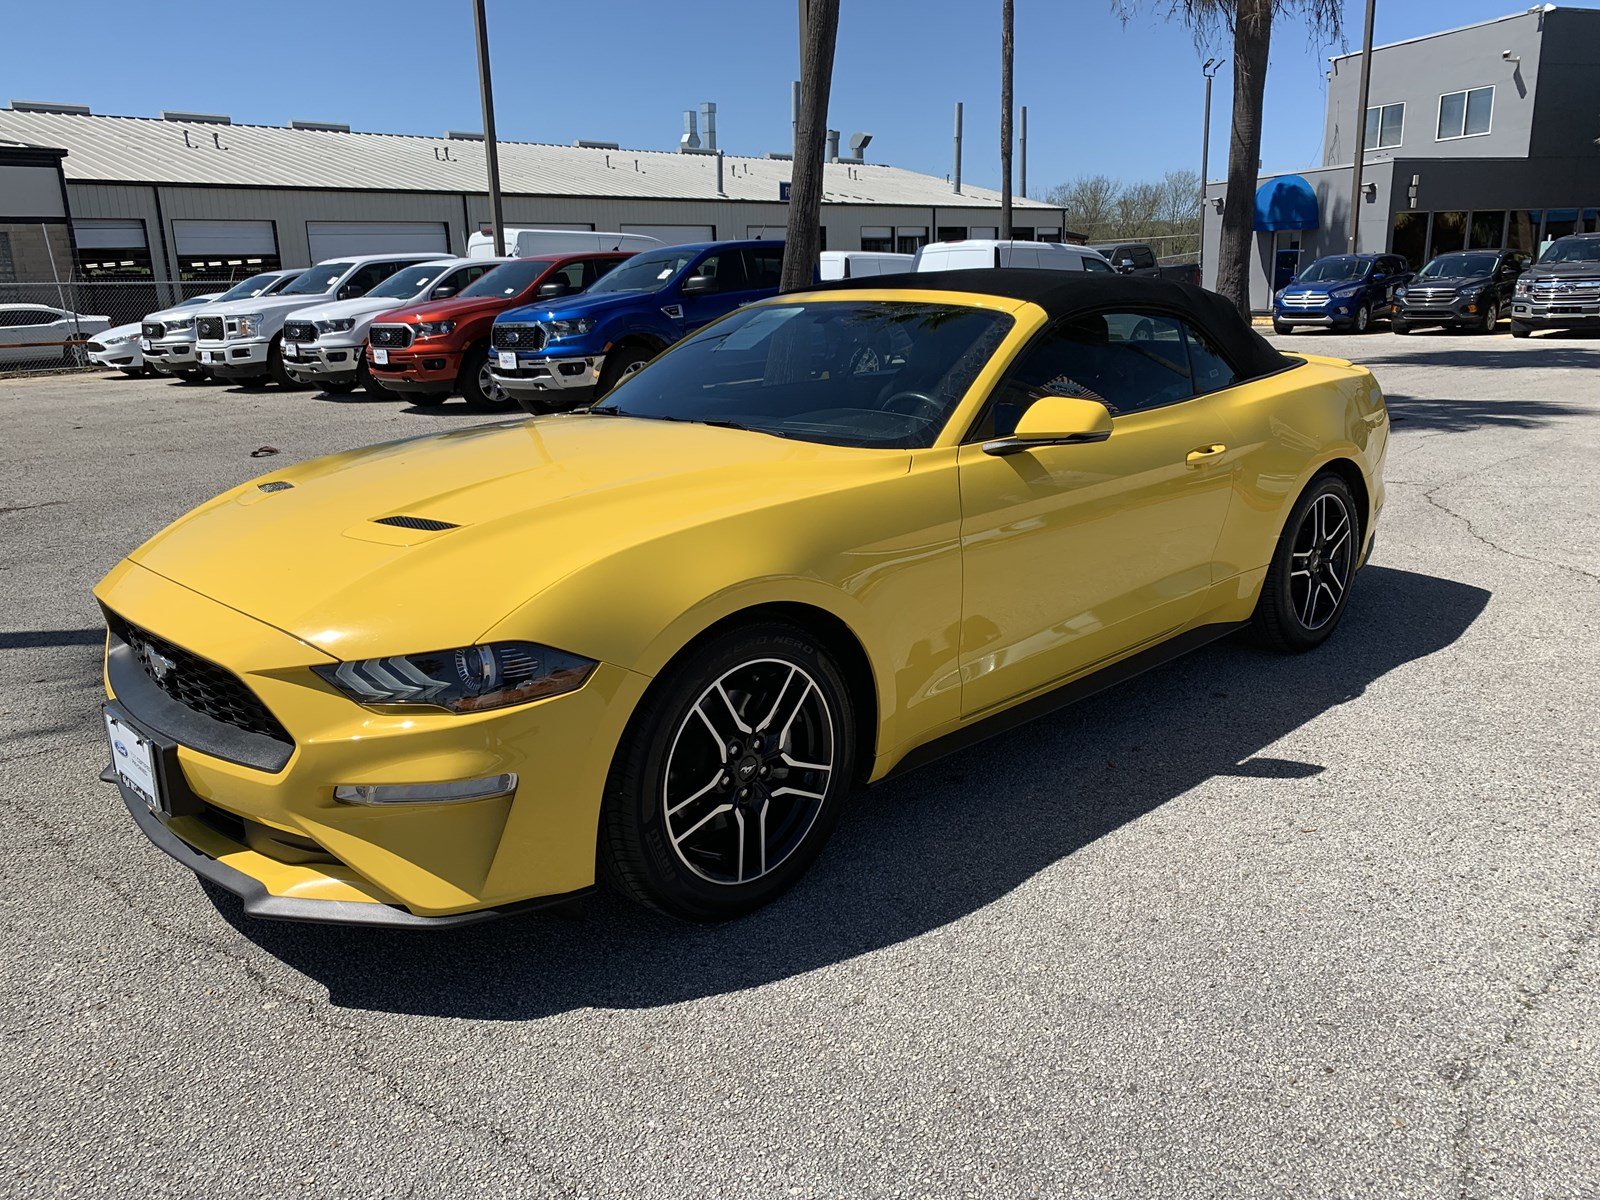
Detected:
left=472, top=0, right=505, bottom=257
left=1019, top=105, right=1028, bottom=199
left=1199, top=57, right=1223, bottom=284
left=1348, top=0, right=1377, bottom=253
left=999, top=0, right=1014, bottom=238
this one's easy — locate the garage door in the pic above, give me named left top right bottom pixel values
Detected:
left=306, top=221, right=449, bottom=260
left=73, top=218, right=147, bottom=249
left=173, top=220, right=277, bottom=255
left=621, top=224, right=715, bottom=247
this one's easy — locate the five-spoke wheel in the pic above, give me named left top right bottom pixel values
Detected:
left=1251, top=472, right=1362, bottom=652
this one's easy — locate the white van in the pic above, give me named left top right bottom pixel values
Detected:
left=467, top=228, right=663, bottom=259
left=819, top=251, right=915, bottom=281
left=913, top=239, right=1114, bottom=274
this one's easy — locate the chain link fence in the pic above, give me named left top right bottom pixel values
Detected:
left=1, top=279, right=225, bottom=376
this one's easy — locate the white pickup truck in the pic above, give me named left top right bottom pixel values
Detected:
left=280, top=257, right=502, bottom=393
left=142, top=270, right=301, bottom=379
left=193, top=254, right=439, bottom=387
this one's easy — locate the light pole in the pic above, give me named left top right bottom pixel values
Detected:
left=1348, top=0, right=1378, bottom=253
left=472, top=0, right=505, bottom=257
left=1199, top=56, right=1223, bottom=285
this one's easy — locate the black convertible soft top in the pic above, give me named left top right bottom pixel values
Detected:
left=810, top=268, right=1293, bottom=382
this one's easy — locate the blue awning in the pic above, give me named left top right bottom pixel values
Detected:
left=1254, top=175, right=1320, bottom=232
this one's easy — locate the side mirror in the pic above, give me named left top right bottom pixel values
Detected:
left=432, top=285, right=457, bottom=299
left=537, top=280, right=573, bottom=299
left=337, top=284, right=359, bottom=300
left=681, top=274, right=715, bottom=295
left=1118, top=258, right=1136, bottom=269
left=982, top=395, right=1113, bottom=457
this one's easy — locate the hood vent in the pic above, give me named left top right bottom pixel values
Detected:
left=374, top=515, right=459, bottom=532
left=257, top=480, right=294, bottom=493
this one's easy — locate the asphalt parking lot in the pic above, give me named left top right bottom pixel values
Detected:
left=2, top=329, right=1597, bottom=1199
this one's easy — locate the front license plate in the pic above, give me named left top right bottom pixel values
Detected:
left=139, top=337, right=151, bottom=352
left=105, top=709, right=161, bottom=812
left=285, top=342, right=301, bottom=355
left=372, top=347, right=388, bottom=365
left=200, top=350, right=215, bottom=364
left=497, top=351, right=516, bottom=371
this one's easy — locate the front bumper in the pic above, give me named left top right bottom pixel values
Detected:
left=95, top=559, right=648, bottom=924
left=491, top=351, right=604, bottom=400
left=196, top=338, right=270, bottom=378
left=283, top=340, right=362, bottom=385
left=1511, top=300, right=1600, bottom=327
left=89, top=346, right=141, bottom=369
left=368, top=345, right=464, bottom=393
left=145, top=339, right=199, bottom=373
left=1396, top=295, right=1489, bottom=325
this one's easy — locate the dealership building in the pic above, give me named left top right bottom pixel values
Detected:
left=0, top=103, right=1066, bottom=302
left=1202, top=4, right=1600, bottom=309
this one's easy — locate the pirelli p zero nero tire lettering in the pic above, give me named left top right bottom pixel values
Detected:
left=599, top=622, right=856, bottom=921
left=1250, top=471, right=1361, bottom=653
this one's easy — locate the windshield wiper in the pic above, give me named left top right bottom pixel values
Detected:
left=700, top=418, right=791, bottom=440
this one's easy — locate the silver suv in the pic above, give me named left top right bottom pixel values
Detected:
left=1511, top=233, right=1600, bottom=337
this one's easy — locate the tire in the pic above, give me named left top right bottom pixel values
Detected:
left=1479, top=301, right=1499, bottom=334
left=1273, top=320, right=1294, bottom=335
left=456, top=343, right=513, bottom=409
left=320, top=380, right=357, bottom=394
left=1249, top=472, right=1361, bottom=654
left=1511, top=321, right=1532, bottom=339
left=357, top=356, right=391, bottom=397
left=1353, top=302, right=1372, bottom=333
left=1392, top=320, right=1411, bottom=335
left=599, top=621, right=857, bottom=921
left=595, top=343, right=655, bottom=399
left=267, top=337, right=299, bottom=389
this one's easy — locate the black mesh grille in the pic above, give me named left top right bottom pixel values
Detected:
left=373, top=515, right=459, bottom=532
left=492, top=323, right=544, bottom=352
left=196, top=316, right=223, bottom=341
left=143, top=321, right=166, bottom=339
left=108, top=614, right=293, bottom=748
left=87, top=341, right=106, bottom=353
left=282, top=321, right=318, bottom=343
left=370, top=324, right=412, bottom=348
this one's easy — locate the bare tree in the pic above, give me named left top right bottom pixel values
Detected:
left=1114, top=181, right=1164, bottom=237
left=781, top=0, right=840, bottom=293
left=1048, top=175, right=1121, bottom=240
left=1000, top=0, right=1015, bottom=238
left=1158, top=168, right=1201, bottom=228
left=1115, top=0, right=1343, bottom=314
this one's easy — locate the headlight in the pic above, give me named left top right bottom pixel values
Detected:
left=1457, top=285, right=1484, bottom=298
left=542, top=318, right=594, bottom=340
left=169, top=315, right=196, bottom=332
left=1515, top=278, right=1532, bottom=296
left=1395, top=286, right=1408, bottom=299
left=104, top=333, right=134, bottom=345
left=314, top=641, right=597, bottom=713
left=315, top=317, right=356, bottom=334
left=234, top=312, right=268, bottom=338
left=416, top=319, right=456, bottom=337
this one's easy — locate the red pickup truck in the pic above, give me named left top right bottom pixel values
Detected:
left=366, top=252, right=631, bottom=408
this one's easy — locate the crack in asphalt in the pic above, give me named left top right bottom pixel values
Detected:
left=1448, top=893, right=1600, bottom=1200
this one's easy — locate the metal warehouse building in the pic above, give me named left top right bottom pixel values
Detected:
left=0, top=104, right=1067, bottom=302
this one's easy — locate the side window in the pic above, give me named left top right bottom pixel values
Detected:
left=1132, top=246, right=1157, bottom=270
left=581, top=258, right=618, bottom=287
left=341, top=262, right=393, bottom=297
left=552, top=261, right=588, bottom=290
left=1082, top=255, right=1114, bottom=273
left=740, top=248, right=784, bottom=289
left=447, top=264, right=491, bottom=292
left=690, top=252, right=744, bottom=292
left=13, top=308, right=57, bottom=327
left=1184, top=321, right=1238, bottom=394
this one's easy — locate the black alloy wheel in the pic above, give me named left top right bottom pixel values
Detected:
left=1250, top=472, right=1360, bottom=652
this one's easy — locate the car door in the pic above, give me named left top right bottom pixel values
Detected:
left=954, top=309, right=1237, bottom=717
left=675, top=249, right=750, bottom=333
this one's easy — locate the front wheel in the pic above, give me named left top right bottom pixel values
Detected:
left=357, top=357, right=391, bottom=397
left=1479, top=301, right=1499, bottom=334
left=267, top=337, right=299, bottom=389
left=1510, top=321, right=1532, bottom=339
left=1392, top=320, right=1411, bottom=335
left=595, top=344, right=654, bottom=399
left=457, top=345, right=513, bottom=409
left=600, top=622, right=857, bottom=921
left=1273, top=320, right=1294, bottom=335
left=1352, top=302, right=1372, bottom=333
left=1250, top=472, right=1361, bottom=653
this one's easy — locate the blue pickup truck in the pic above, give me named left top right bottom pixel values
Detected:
left=490, top=239, right=785, bottom=411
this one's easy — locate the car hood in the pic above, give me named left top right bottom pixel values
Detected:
left=100, top=322, right=142, bottom=340
left=501, top=286, right=665, bottom=325
left=1282, top=280, right=1365, bottom=295
left=371, top=292, right=524, bottom=327
left=1526, top=261, right=1600, bottom=278
left=1408, top=274, right=1491, bottom=289
left=286, top=295, right=424, bottom=324
left=199, top=292, right=334, bottom=318
left=147, top=296, right=219, bottom=323
left=124, top=415, right=906, bottom=660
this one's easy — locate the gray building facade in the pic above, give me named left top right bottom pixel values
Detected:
left=1203, top=5, right=1600, bottom=309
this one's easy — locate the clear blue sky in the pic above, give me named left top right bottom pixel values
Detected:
left=4, top=0, right=1534, bottom=193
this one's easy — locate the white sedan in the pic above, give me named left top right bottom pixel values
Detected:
left=0, top=304, right=111, bottom=365
left=87, top=294, right=220, bottom=376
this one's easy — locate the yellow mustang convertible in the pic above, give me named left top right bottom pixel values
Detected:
left=96, top=270, right=1387, bottom=926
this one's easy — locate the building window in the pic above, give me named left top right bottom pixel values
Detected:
left=1037, top=228, right=1064, bottom=243
left=860, top=225, right=893, bottom=252
left=1429, top=211, right=1467, bottom=257
left=1507, top=211, right=1540, bottom=253
left=0, top=232, right=13, bottom=283
left=1437, top=86, right=1493, bottom=140
left=1468, top=211, right=1507, bottom=250
left=1364, top=102, right=1405, bottom=150
left=937, top=226, right=968, bottom=242
left=1011, top=227, right=1036, bottom=241
left=895, top=227, right=929, bottom=255
left=1390, top=211, right=1427, bottom=268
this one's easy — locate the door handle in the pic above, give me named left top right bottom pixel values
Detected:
left=1185, top=443, right=1227, bottom=467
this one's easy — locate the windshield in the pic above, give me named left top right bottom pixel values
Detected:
left=1297, top=258, right=1369, bottom=284
left=1420, top=253, right=1499, bottom=278
left=586, top=249, right=698, bottom=295
left=280, top=263, right=353, bottom=295
left=367, top=264, right=449, bottom=299
left=1538, top=238, right=1600, bottom=264
left=217, top=272, right=290, bottom=302
left=590, top=300, right=1014, bottom=450
left=460, top=260, right=548, bottom=299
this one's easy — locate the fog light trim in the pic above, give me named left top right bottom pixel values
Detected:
left=334, top=773, right=518, bottom=806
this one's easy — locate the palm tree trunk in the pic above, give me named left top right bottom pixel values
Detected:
left=781, top=0, right=840, bottom=293
left=1000, top=0, right=1014, bottom=239
left=1216, top=0, right=1272, bottom=317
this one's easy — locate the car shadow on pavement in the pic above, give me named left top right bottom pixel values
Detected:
left=217, top=565, right=1490, bottom=1018
left=1383, top=390, right=1586, bottom=434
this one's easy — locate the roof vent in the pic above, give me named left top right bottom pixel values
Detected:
left=574, top=139, right=620, bottom=149
left=373, top=515, right=459, bottom=532
left=8, top=99, right=91, bottom=115
left=446, top=130, right=485, bottom=141
left=289, top=120, right=350, bottom=133
left=162, top=110, right=231, bottom=125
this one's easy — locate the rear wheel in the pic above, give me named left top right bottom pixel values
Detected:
left=599, top=622, right=856, bottom=921
left=595, top=344, right=654, bottom=399
left=1250, top=472, right=1360, bottom=653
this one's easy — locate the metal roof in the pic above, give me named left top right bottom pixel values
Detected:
left=0, top=110, right=1055, bottom=211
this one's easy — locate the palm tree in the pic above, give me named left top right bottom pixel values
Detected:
left=1000, top=0, right=1015, bottom=239
left=781, top=0, right=841, bottom=293
left=1117, top=0, right=1342, bottom=316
